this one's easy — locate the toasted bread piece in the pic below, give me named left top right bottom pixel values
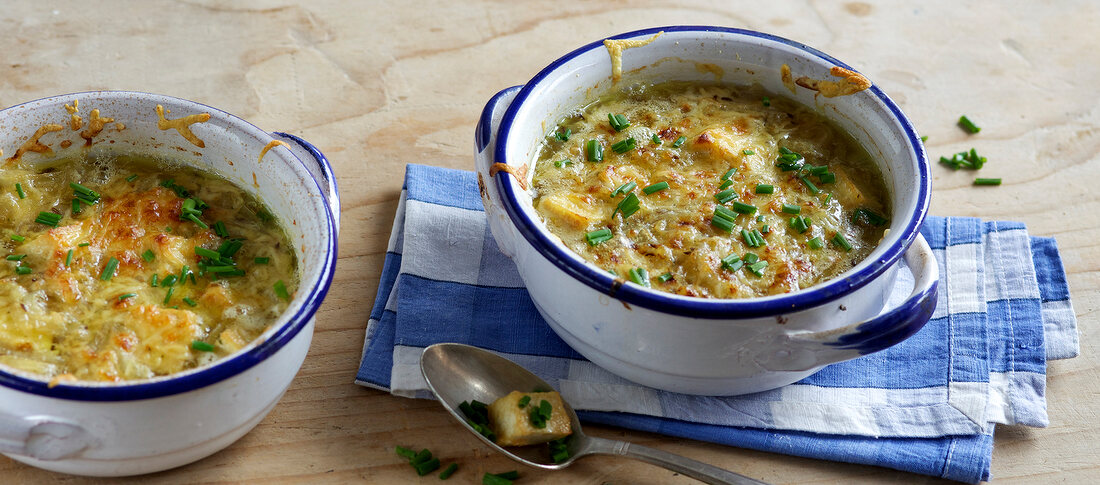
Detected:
left=488, top=391, right=572, bottom=446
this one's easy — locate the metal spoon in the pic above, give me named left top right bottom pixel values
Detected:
left=420, top=343, right=769, bottom=485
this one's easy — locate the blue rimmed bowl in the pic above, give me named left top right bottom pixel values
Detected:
left=0, top=92, right=339, bottom=476
left=475, top=27, right=937, bottom=396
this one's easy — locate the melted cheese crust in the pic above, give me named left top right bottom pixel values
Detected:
left=0, top=154, right=297, bottom=381
left=532, top=82, right=889, bottom=299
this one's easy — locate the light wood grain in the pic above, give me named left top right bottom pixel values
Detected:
left=1, top=1, right=1096, bottom=483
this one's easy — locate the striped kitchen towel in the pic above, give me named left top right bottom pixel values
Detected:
left=356, top=164, right=1079, bottom=483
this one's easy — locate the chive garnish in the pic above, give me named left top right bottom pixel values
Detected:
left=710, top=209, right=735, bottom=233
left=651, top=134, right=662, bottom=145
left=721, top=253, right=742, bottom=271
left=118, top=293, right=137, bottom=301
left=190, top=340, right=215, bottom=352
left=762, top=96, right=771, bottom=107
left=817, top=172, right=836, bottom=184
left=71, top=198, right=81, bottom=215
left=15, top=266, right=32, bottom=275
left=553, top=159, right=572, bottom=168
left=748, top=260, right=768, bottom=276
left=610, top=181, right=636, bottom=198
left=395, top=446, right=417, bottom=459
left=974, top=177, right=1002, bottom=186
left=126, top=174, right=139, bottom=182
left=642, top=181, right=669, bottom=194
left=78, top=242, right=90, bottom=247
left=920, top=136, right=928, bottom=142
left=721, top=168, right=737, bottom=181
left=185, top=213, right=209, bottom=229
left=743, top=149, right=754, bottom=155
left=528, top=399, right=552, bottom=428
left=731, top=201, right=757, bottom=214
left=213, top=221, right=229, bottom=238
left=164, top=286, right=175, bottom=304
left=808, top=237, right=825, bottom=249
left=852, top=208, right=889, bottom=226
left=832, top=233, right=853, bottom=251
left=612, top=192, right=640, bottom=219
left=35, top=211, right=62, bottom=227
left=755, top=184, right=774, bottom=194
left=274, top=280, right=290, bottom=300
left=671, top=136, right=687, bottom=148
left=718, top=179, right=734, bottom=190
left=518, top=395, right=531, bottom=408
left=10, top=234, right=25, bottom=242
left=742, top=253, right=759, bottom=264
left=628, top=267, right=650, bottom=287
left=254, top=257, right=270, bottom=264
left=70, top=183, right=101, bottom=205
left=554, top=128, right=571, bottom=141
left=958, top=115, right=981, bottom=134
left=585, top=139, right=603, bottom=162
left=608, top=113, right=630, bottom=132
left=714, top=188, right=737, bottom=204
left=800, top=176, right=821, bottom=194
left=438, top=463, right=458, bottom=480
left=183, top=297, right=198, bottom=307
left=142, top=249, right=156, bottom=262
left=610, top=137, right=636, bottom=154
left=150, top=273, right=159, bottom=287
left=65, top=249, right=73, bottom=267
left=161, top=274, right=178, bottom=287
left=789, top=215, right=811, bottom=234
left=657, top=272, right=673, bottom=282
left=482, top=473, right=513, bottom=485
left=99, top=257, right=119, bottom=281
left=15, top=183, right=25, bottom=199
left=585, top=229, right=612, bottom=246
left=6, top=254, right=25, bottom=261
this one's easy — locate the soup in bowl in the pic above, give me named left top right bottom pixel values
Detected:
left=475, top=27, right=937, bottom=396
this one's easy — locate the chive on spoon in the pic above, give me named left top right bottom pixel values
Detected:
left=420, top=343, right=768, bottom=485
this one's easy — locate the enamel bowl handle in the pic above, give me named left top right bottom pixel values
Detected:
left=271, top=132, right=341, bottom=234
left=474, top=86, right=523, bottom=257
left=0, top=412, right=97, bottom=460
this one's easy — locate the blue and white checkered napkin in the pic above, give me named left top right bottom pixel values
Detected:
left=357, top=164, right=1079, bottom=484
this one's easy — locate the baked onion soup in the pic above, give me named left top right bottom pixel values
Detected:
left=0, top=153, right=298, bottom=382
left=531, top=82, right=890, bottom=299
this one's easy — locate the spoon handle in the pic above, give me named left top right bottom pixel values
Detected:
left=584, top=436, right=768, bottom=485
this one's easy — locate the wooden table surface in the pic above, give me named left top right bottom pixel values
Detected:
left=1, top=1, right=1096, bottom=483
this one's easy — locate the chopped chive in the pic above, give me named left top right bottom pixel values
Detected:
left=807, top=165, right=829, bottom=175
left=213, top=221, right=229, bottom=238
left=164, top=286, right=176, bottom=304
left=126, top=174, right=139, bottom=182
left=65, top=249, right=73, bottom=267
left=628, top=267, right=650, bottom=287
left=642, top=181, right=669, bottom=194
left=35, top=211, right=62, bottom=227
left=610, top=181, right=636, bottom=198
left=817, top=172, right=836, bottom=184
left=958, top=115, right=981, bottom=134
left=920, top=135, right=928, bottom=142
left=832, top=233, right=853, bottom=251
left=71, top=198, right=81, bottom=215
left=553, top=159, right=572, bottom=168
left=671, top=136, right=687, bottom=148
left=585, top=139, right=603, bottom=162
left=748, top=260, right=769, bottom=276
left=808, top=237, right=825, bottom=249
left=15, top=183, right=25, bottom=199
left=610, top=137, right=636, bottom=154
left=714, top=188, right=738, bottom=204
left=11, top=234, right=25, bottom=242
left=150, top=273, right=159, bottom=287
left=274, top=280, right=290, bottom=300
left=161, top=274, right=178, bottom=287
left=761, top=224, right=770, bottom=234
left=482, top=473, right=514, bottom=485
left=718, top=179, right=734, bottom=190
left=721, top=253, right=742, bottom=271
left=799, top=176, right=821, bottom=194
left=70, top=182, right=99, bottom=198
left=743, top=253, right=760, bottom=264
left=99, top=257, right=119, bottom=281
left=195, top=247, right=222, bottom=260
left=190, top=340, right=214, bottom=352
left=608, top=113, right=630, bottom=132
left=395, top=446, right=417, bottom=459
left=852, top=208, right=889, bottom=226
left=762, top=96, right=771, bottom=107
left=78, top=242, right=89, bottom=247
left=185, top=213, right=209, bottom=229
left=438, top=463, right=459, bottom=480
left=743, top=149, right=754, bottom=155
left=554, top=128, right=571, bottom=141
left=973, top=177, right=1002, bottom=186
left=254, top=257, right=270, bottom=264
left=5, top=254, right=25, bottom=261
left=612, top=192, right=640, bottom=219
left=714, top=204, right=738, bottom=221
left=711, top=213, right=735, bottom=232
left=753, top=229, right=766, bottom=245
left=731, top=201, right=757, bottom=214
left=755, top=184, right=774, bottom=194
left=789, top=215, right=811, bottom=234
left=142, top=249, right=156, bottom=262
left=721, top=168, right=738, bottom=181
left=517, top=395, right=531, bottom=408
left=657, top=272, right=673, bottom=282
left=585, top=228, right=612, bottom=246
left=15, top=266, right=32, bottom=275
left=651, top=134, right=662, bottom=145
left=183, top=297, right=198, bottom=307
left=118, top=293, right=137, bottom=301
left=741, top=229, right=757, bottom=248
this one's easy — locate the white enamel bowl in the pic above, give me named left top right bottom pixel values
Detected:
left=475, top=27, right=937, bottom=396
left=0, top=92, right=339, bottom=476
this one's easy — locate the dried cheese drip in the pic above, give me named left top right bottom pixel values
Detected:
left=7, top=124, right=63, bottom=163
left=80, top=109, right=114, bottom=145
left=155, top=105, right=211, bottom=148
left=780, top=64, right=797, bottom=94
left=794, top=66, right=872, bottom=98
left=603, top=31, right=663, bottom=82
left=259, top=140, right=288, bottom=163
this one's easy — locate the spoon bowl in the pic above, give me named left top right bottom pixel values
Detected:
left=420, top=343, right=768, bottom=484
